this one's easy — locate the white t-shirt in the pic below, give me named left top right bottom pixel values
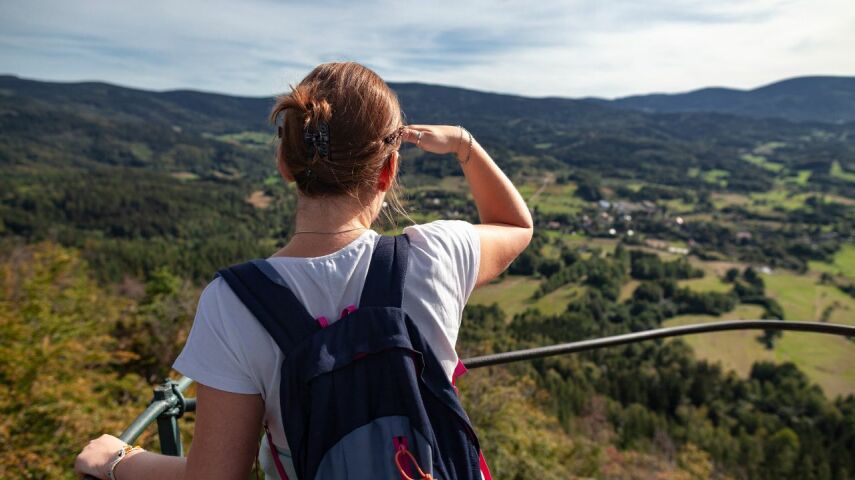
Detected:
left=172, top=220, right=480, bottom=467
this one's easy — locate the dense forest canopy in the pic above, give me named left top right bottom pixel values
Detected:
left=1, top=75, right=853, bottom=479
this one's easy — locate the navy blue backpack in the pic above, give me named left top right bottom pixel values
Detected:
left=217, top=234, right=492, bottom=480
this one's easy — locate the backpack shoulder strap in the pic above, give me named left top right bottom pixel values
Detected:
left=359, top=234, right=411, bottom=308
left=217, top=259, right=319, bottom=353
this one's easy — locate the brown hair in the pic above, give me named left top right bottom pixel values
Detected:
left=270, top=62, right=405, bottom=202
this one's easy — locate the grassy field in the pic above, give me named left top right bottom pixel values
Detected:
left=764, top=272, right=855, bottom=396
left=809, top=243, right=855, bottom=277
left=775, top=330, right=855, bottom=398
left=678, top=274, right=732, bottom=293
left=469, top=276, right=540, bottom=318
left=741, top=153, right=784, bottom=173
left=701, top=169, right=729, bottom=187
left=665, top=270, right=855, bottom=397
left=469, top=275, right=582, bottom=318
left=661, top=198, right=695, bottom=213
left=749, top=189, right=810, bottom=212
left=212, top=130, right=272, bottom=148
left=709, top=186, right=817, bottom=216
left=753, top=141, right=787, bottom=155
left=564, top=236, right=618, bottom=254
left=534, top=285, right=583, bottom=316
left=763, top=272, right=855, bottom=324
left=664, top=305, right=774, bottom=377
left=790, top=170, right=812, bottom=185
left=619, top=280, right=640, bottom=301
left=830, top=160, right=855, bottom=183
left=524, top=182, right=588, bottom=215
left=710, top=192, right=750, bottom=209
left=170, top=171, right=199, bottom=181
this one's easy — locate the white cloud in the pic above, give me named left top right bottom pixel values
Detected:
left=0, top=0, right=853, bottom=98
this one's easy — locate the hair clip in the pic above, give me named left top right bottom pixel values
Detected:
left=303, top=121, right=330, bottom=159
left=383, top=126, right=406, bottom=144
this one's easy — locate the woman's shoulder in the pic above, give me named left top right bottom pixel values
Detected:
left=188, top=277, right=255, bottom=343
left=197, top=275, right=239, bottom=310
left=404, top=219, right=475, bottom=236
left=402, top=219, right=480, bottom=302
left=403, top=220, right=479, bottom=257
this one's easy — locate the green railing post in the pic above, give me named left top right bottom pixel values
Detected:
left=152, top=379, right=186, bottom=456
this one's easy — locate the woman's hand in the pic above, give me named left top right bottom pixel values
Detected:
left=403, top=125, right=469, bottom=158
left=74, top=434, right=127, bottom=479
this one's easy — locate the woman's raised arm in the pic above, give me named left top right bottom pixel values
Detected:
left=404, top=125, right=533, bottom=286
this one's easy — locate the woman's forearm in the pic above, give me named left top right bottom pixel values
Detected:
left=112, top=451, right=186, bottom=480
left=457, top=132, right=533, bottom=229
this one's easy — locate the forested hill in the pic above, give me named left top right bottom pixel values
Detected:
left=0, top=74, right=271, bottom=133
left=3, top=74, right=854, bottom=193
left=0, top=74, right=618, bottom=134
left=2, top=73, right=854, bottom=281
left=600, top=76, right=855, bottom=124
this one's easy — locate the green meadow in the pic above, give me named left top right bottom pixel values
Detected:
left=809, top=243, right=855, bottom=277
left=663, top=305, right=774, bottom=377
left=678, top=274, right=732, bottom=293
left=469, top=276, right=582, bottom=318
left=830, top=160, right=855, bottom=183
left=524, top=182, right=588, bottom=215
left=666, top=270, right=855, bottom=397
left=741, top=153, right=784, bottom=173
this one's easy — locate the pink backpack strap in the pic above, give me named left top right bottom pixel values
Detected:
left=479, top=450, right=493, bottom=479
left=264, top=422, right=290, bottom=480
left=451, top=359, right=468, bottom=395
left=452, top=360, right=468, bottom=386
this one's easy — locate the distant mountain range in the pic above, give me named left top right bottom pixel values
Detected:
left=596, top=76, right=855, bottom=124
left=3, top=74, right=854, bottom=128
left=1, top=73, right=853, bottom=198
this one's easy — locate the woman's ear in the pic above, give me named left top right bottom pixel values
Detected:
left=377, top=150, right=399, bottom=192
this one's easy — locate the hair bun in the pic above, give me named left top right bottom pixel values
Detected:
left=269, top=62, right=403, bottom=199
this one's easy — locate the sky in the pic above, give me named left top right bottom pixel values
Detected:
left=1, top=0, right=854, bottom=99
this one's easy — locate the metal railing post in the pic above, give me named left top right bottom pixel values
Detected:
left=82, top=377, right=193, bottom=480
left=152, top=379, right=188, bottom=456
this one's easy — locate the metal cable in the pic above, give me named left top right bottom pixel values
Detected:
left=462, top=320, right=855, bottom=368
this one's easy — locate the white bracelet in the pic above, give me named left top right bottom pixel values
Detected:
left=107, top=445, right=143, bottom=480
left=459, top=127, right=473, bottom=166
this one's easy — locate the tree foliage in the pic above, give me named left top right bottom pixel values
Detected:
left=0, top=244, right=151, bottom=478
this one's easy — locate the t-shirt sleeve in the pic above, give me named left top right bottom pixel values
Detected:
left=172, top=278, right=261, bottom=395
left=404, top=219, right=481, bottom=311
